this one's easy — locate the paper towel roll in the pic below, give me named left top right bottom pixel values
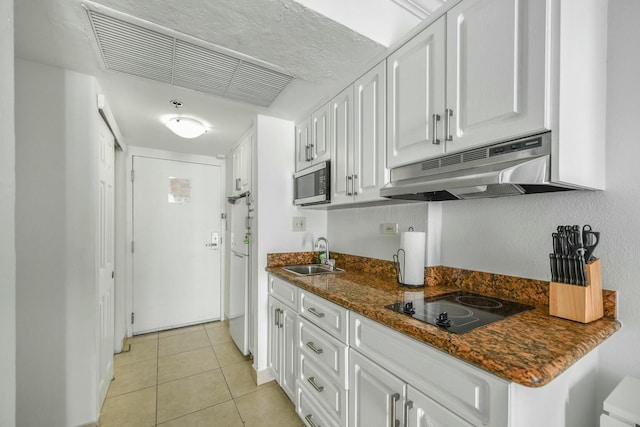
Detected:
left=400, top=231, right=426, bottom=286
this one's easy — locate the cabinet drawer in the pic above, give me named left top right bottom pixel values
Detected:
left=299, top=355, right=348, bottom=426
left=269, top=274, right=298, bottom=309
left=297, top=380, right=341, bottom=427
left=299, top=290, right=349, bottom=344
left=298, top=317, right=349, bottom=389
left=350, top=313, right=508, bottom=426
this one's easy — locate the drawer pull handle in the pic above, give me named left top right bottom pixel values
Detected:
left=306, top=341, right=323, bottom=354
left=304, top=414, right=319, bottom=427
left=308, top=307, right=325, bottom=318
left=404, top=400, right=413, bottom=427
left=445, top=108, right=453, bottom=141
left=307, top=376, right=324, bottom=393
left=390, top=392, right=400, bottom=427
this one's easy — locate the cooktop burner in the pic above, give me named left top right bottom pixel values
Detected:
left=385, top=291, right=533, bottom=334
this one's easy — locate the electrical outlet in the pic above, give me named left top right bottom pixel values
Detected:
left=292, top=216, right=306, bottom=232
left=382, top=223, right=399, bottom=235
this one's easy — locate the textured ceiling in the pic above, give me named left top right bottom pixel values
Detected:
left=14, top=0, right=395, bottom=156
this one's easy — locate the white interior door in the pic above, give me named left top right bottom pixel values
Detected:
left=97, top=119, right=115, bottom=407
left=132, top=156, right=222, bottom=334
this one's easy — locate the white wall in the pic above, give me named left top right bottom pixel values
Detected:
left=325, top=1, right=640, bottom=414
left=328, top=202, right=443, bottom=266
left=329, top=204, right=427, bottom=260
left=0, top=1, right=16, bottom=426
left=253, top=115, right=327, bottom=378
left=15, top=59, right=103, bottom=426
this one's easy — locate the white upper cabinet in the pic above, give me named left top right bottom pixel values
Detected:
left=387, top=16, right=446, bottom=169
left=295, top=117, right=312, bottom=172
left=311, top=102, right=331, bottom=164
left=298, top=0, right=606, bottom=191
left=232, top=131, right=252, bottom=193
left=387, top=0, right=547, bottom=168
left=295, top=102, right=331, bottom=172
left=330, top=86, right=354, bottom=205
left=445, top=0, right=546, bottom=153
left=353, top=61, right=388, bottom=203
left=332, top=61, right=388, bottom=205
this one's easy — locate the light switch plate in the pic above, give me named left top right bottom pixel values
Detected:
left=292, top=216, right=306, bottom=232
left=382, top=223, right=399, bottom=235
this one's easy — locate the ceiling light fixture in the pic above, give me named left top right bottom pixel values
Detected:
left=164, top=100, right=207, bottom=139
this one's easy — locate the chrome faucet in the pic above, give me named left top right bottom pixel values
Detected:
left=314, top=237, right=334, bottom=270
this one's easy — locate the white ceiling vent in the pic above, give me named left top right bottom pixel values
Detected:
left=87, top=10, right=294, bottom=107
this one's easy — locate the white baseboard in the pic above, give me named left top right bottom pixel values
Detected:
left=252, top=365, right=275, bottom=386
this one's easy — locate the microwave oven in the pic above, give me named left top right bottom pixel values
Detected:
left=293, top=161, right=330, bottom=206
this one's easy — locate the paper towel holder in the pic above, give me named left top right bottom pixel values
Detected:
left=393, top=249, right=405, bottom=284
left=393, top=247, right=425, bottom=288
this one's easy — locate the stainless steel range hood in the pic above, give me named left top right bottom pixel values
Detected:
left=380, top=132, right=573, bottom=201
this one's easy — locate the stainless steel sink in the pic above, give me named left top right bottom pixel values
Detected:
left=282, top=264, right=345, bottom=276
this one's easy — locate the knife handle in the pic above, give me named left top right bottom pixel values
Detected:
left=549, top=254, right=557, bottom=282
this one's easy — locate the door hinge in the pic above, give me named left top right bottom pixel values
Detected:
left=131, top=312, right=135, bottom=324
left=131, top=241, right=134, bottom=253
left=130, top=170, right=134, bottom=182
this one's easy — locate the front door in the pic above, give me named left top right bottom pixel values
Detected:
left=132, top=156, right=222, bottom=334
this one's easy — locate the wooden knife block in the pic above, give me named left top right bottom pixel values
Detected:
left=549, top=259, right=604, bottom=323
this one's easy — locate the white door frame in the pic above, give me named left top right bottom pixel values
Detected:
left=119, top=147, right=226, bottom=339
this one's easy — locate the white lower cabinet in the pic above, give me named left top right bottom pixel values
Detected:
left=349, top=348, right=406, bottom=426
left=406, top=385, right=473, bottom=427
left=297, top=291, right=350, bottom=426
left=350, top=312, right=508, bottom=426
left=296, top=381, right=341, bottom=427
left=267, top=278, right=298, bottom=402
left=298, top=318, right=349, bottom=425
left=349, top=349, right=472, bottom=427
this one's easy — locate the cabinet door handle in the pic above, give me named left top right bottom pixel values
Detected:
left=279, top=309, right=284, bottom=328
left=308, top=307, right=325, bottom=318
left=353, top=174, right=358, bottom=196
left=432, top=113, right=441, bottom=145
left=390, top=392, right=401, bottom=427
left=307, top=376, right=325, bottom=393
left=304, top=414, right=319, bottom=427
left=274, top=308, right=280, bottom=327
left=235, top=178, right=241, bottom=191
left=445, top=108, right=453, bottom=141
left=310, top=143, right=315, bottom=160
left=346, top=175, right=352, bottom=196
left=403, top=400, right=413, bottom=427
left=306, top=341, right=323, bottom=355
left=305, top=145, right=311, bottom=161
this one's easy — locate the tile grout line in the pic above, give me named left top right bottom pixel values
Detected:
left=207, top=322, right=248, bottom=425
left=154, top=398, right=237, bottom=426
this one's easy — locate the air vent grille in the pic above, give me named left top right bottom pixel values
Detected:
left=441, top=154, right=462, bottom=167
left=421, top=159, right=440, bottom=171
left=88, top=10, right=294, bottom=107
left=463, top=148, right=487, bottom=163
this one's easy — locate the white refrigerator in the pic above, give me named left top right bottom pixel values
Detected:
left=228, top=194, right=251, bottom=356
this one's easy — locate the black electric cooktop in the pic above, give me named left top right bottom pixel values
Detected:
left=385, top=291, right=534, bottom=334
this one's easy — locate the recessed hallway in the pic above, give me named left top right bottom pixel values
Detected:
left=98, top=321, right=303, bottom=426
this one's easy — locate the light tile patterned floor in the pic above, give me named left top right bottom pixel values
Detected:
left=99, top=321, right=305, bottom=426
